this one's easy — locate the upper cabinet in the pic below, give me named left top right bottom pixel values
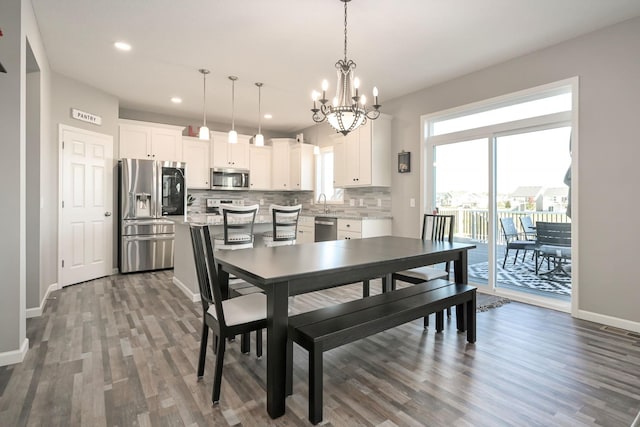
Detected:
left=270, top=138, right=315, bottom=191
left=182, top=137, right=210, bottom=189
left=333, top=114, right=391, bottom=188
left=249, top=145, right=272, bottom=190
left=210, top=131, right=250, bottom=169
left=119, top=119, right=184, bottom=161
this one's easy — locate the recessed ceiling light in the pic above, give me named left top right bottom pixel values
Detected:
left=114, top=41, right=131, bottom=51
left=171, top=97, right=182, bottom=104
left=264, top=114, right=273, bottom=119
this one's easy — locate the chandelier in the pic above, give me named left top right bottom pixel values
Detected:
left=311, top=0, right=381, bottom=136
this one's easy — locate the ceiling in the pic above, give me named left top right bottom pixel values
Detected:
left=31, top=0, right=640, bottom=134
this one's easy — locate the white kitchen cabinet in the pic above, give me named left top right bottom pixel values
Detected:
left=296, top=216, right=315, bottom=244
left=210, top=131, right=250, bottom=169
left=119, top=119, right=184, bottom=161
left=271, top=139, right=292, bottom=190
left=333, top=114, right=392, bottom=187
left=337, top=218, right=392, bottom=240
left=249, top=145, right=272, bottom=190
left=182, top=137, right=210, bottom=189
left=290, top=143, right=315, bottom=191
left=271, top=138, right=315, bottom=191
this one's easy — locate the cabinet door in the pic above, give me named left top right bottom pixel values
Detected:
left=249, top=146, right=272, bottom=190
left=229, top=140, right=249, bottom=169
left=356, top=125, right=372, bottom=186
left=183, top=138, right=210, bottom=189
left=345, top=131, right=361, bottom=186
left=290, top=146, right=302, bottom=190
left=333, top=138, right=348, bottom=188
left=296, top=225, right=315, bottom=244
left=151, top=128, right=182, bottom=161
left=271, top=140, right=291, bottom=190
left=119, top=125, right=151, bottom=159
left=210, top=135, right=230, bottom=168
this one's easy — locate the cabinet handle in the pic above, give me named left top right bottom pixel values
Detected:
left=346, top=224, right=350, bottom=227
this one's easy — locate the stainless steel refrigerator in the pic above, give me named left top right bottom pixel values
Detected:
left=119, top=158, right=186, bottom=273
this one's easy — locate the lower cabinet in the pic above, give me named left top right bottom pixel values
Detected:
left=296, top=216, right=315, bottom=244
left=337, top=218, right=391, bottom=240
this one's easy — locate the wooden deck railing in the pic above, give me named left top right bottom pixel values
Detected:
left=437, top=208, right=570, bottom=244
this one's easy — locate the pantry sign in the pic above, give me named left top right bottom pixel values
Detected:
left=71, top=108, right=102, bottom=126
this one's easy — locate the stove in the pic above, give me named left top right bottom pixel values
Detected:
left=205, top=198, right=244, bottom=215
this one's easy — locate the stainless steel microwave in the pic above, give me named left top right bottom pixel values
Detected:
left=210, top=168, right=250, bottom=190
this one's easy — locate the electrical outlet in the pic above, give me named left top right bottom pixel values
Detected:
left=377, top=198, right=382, bottom=207
left=350, top=199, right=355, bottom=207
left=410, top=198, right=416, bottom=208
left=359, top=199, right=364, bottom=207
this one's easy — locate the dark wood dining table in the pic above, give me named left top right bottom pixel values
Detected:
left=214, top=236, right=476, bottom=419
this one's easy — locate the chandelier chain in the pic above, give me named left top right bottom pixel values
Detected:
left=343, top=0, right=348, bottom=61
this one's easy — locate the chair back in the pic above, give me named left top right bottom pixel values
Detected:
left=189, top=224, right=226, bottom=326
left=535, top=222, right=571, bottom=247
left=519, top=216, right=536, bottom=240
left=269, top=204, right=302, bottom=243
left=499, top=217, right=520, bottom=242
left=219, top=204, right=260, bottom=247
left=422, top=214, right=455, bottom=243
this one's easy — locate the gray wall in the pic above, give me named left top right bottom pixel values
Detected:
left=377, top=18, right=640, bottom=324
left=26, top=64, right=41, bottom=310
left=0, top=0, right=25, bottom=354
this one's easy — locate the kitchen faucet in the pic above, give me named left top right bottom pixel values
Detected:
left=318, top=193, right=329, bottom=213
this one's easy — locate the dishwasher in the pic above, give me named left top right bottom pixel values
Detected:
left=314, top=217, right=338, bottom=242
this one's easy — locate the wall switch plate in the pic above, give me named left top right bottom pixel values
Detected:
left=359, top=199, right=364, bottom=207
left=350, top=199, right=355, bottom=206
left=260, top=199, right=264, bottom=205
left=377, top=198, right=382, bottom=207
left=410, top=198, right=416, bottom=207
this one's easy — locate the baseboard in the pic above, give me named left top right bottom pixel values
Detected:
left=172, top=277, right=200, bottom=303
left=0, top=338, right=29, bottom=367
left=26, top=282, right=59, bottom=318
left=577, top=309, right=640, bottom=334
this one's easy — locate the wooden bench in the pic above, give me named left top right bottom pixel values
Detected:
left=286, top=279, right=476, bottom=424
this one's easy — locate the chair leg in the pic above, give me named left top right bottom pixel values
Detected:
left=502, top=249, right=508, bottom=268
left=446, top=306, right=451, bottom=317
left=286, top=337, right=293, bottom=396
left=435, top=311, right=444, bottom=332
left=241, top=332, right=250, bottom=354
left=362, top=279, right=370, bottom=298
left=513, top=249, right=519, bottom=265
left=212, top=336, right=226, bottom=404
left=423, top=315, right=429, bottom=329
left=256, top=329, right=263, bottom=358
left=197, top=323, right=209, bottom=380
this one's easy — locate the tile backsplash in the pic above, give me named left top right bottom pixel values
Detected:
left=186, top=187, right=391, bottom=217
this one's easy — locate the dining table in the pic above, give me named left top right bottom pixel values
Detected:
left=214, top=236, right=476, bottom=419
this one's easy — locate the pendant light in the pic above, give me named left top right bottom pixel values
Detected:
left=228, top=76, right=238, bottom=144
left=254, top=82, right=265, bottom=147
left=198, top=69, right=210, bottom=140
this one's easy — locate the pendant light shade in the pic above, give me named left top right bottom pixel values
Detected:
left=228, top=76, right=238, bottom=144
left=198, top=69, right=210, bottom=140
left=254, top=82, right=264, bottom=147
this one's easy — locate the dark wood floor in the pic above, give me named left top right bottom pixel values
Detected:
left=1, top=270, right=638, bottom=426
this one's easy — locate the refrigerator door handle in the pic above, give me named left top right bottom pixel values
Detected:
left=123, top=235, right=175, bottom=241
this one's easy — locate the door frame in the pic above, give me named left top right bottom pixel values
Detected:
left=57, top=124, right=115, bottom=288
left=420, top=77, right=579, bottom=316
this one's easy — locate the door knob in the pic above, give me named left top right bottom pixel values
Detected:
left=104, top=212, right=112, bottom=217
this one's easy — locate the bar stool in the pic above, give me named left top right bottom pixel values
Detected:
left=213, top=204, right=260, bottom=251
left=262, top=204, right=302, bottom=247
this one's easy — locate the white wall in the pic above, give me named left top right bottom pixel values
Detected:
left=379, top=17, right=640, bottom=326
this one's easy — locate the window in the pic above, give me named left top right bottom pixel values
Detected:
left=315, top=146, right=343, bottom=203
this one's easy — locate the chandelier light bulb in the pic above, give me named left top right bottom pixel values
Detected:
left=373, top=86, right=378, bottom=97
left=354, top=77, right=360, bottom=89
left=312, top=91, right=319, bottom=101
left=360, top=94, right=367, bottom=106
left=322, top=80, right=329, bottom=91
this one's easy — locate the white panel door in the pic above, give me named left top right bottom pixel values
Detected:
left=182, top=138, right=210, bottom=189
left=61, top=127, right=113, bottom=286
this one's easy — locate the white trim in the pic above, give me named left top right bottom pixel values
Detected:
left=0, top=338, right=29, bottom=367
left=489, top=287, right=571, bottom=313
left=26, top=282, right=59, bottom=318
left=172, top=277, right=201, bottom=303
left=577, top=309, right=640, bottom=334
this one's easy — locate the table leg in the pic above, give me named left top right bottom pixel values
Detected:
left=454, top=249, right=468, bottom=285
left=267, top=281, right=289, bottom=418
left=381, top=273, right=392, bottom=293
left=217, top=263, right=230, bottom=300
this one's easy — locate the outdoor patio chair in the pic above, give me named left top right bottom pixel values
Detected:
left=534, top=221, right=571, bottom=276
left=519, top=216, right=537, bottom=241
left=499, top=217, right=536, bottom=268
